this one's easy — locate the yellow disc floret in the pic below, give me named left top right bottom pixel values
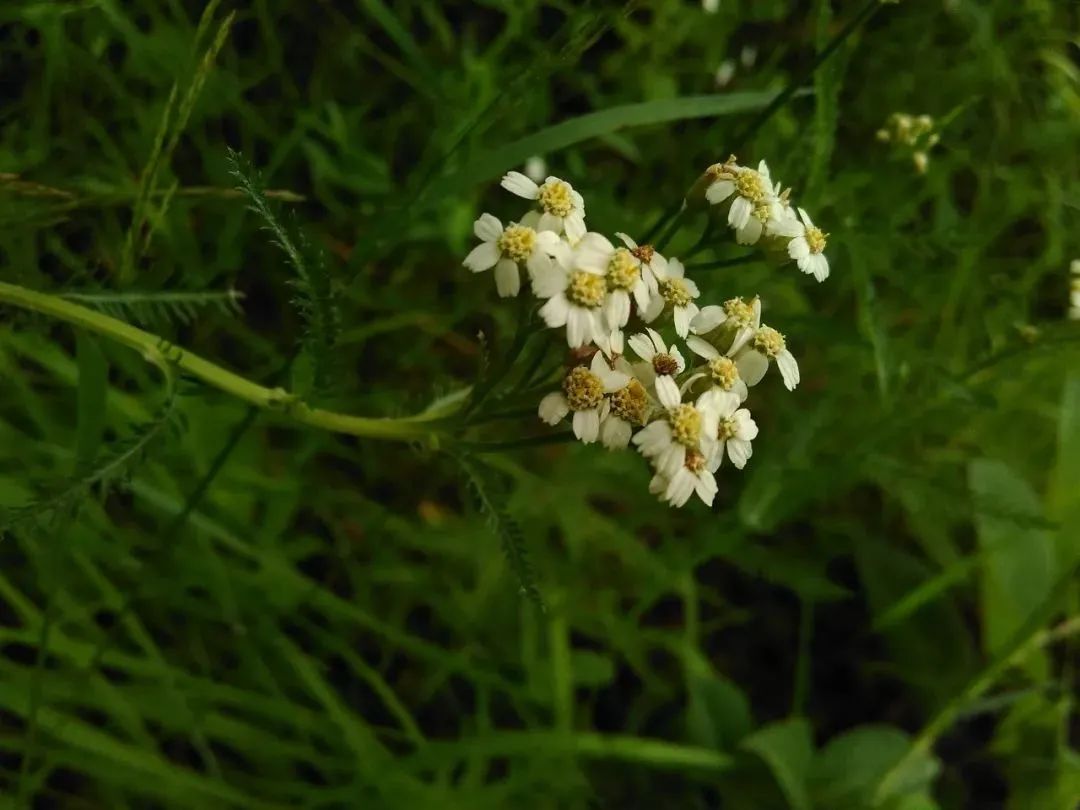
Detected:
left=708, top=356, right=740, bottom=390
left=607, top=248, right=639, bottom=291
left=752, top=326, right=786, bottom=358
left=669, top=404, right=702, bottom=448
left=562, top=366, right=604, bottom=411
left=717, top=416, right=738, bottom=440
left=610, top=379, right=648, bottom=425
left=805, top=226, right=828, bottom=254
left=660, top=278, right=693, bottom=308
left=567, top=270, right=606, bottom=308
left=734, top=169, right=766, bottom=202
left=537, top=180, right=574, bottom=218
left=653, top=353, right=680, bottom=376
left=723, top=297, right=755, bottom=327
left=498, top=224, right=537, bottom=263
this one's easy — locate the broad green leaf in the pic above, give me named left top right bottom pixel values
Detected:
left=75, top=333, right=108, bottom=468
left=438, top=90, right=801, bottom=192
left=685, top=670, right=753, bottom=751
left=812, top=725, right=940, bottom=807
left=969, top=459, right=1056, bottom=674
left=742, top=718, right=814, bottom=810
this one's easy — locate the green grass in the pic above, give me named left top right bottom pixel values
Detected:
left=1, top=1, right=1079, bottom=807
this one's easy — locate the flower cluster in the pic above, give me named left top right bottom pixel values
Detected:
left=876, top=112, right=940, bottom=174
left=462, top=159, right=830, bottom=508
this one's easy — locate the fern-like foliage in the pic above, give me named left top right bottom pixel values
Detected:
left=59, top=289, right=244, bottom=328
left=454, top=452, right=544, bottom=609
left=226, top=148, right=340, bottom=397
left=0, top=394, right=180, bottom=533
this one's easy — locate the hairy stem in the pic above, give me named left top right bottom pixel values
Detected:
left=0, top=281, right=448, bottom=442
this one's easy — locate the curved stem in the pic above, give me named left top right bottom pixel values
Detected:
left=0, top=281, right=447, bottom=442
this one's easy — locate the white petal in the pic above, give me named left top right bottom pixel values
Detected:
left=705, top=179, right=735, bottom=205
left=632, top=421, right=671, bottom=457
left=798, top=207, right=815, bottom=228
left=628, top=332, right=656, bottom=361
left=501, top=171, right=540, bottom=199
left=750, top=297, right=762, bottom=328
left=494, top=259, right=520, bottom=297
left=776, top=349, right=800, bottom=390
left=614, top=232, right=637, bottom=249
left=735, top=216, right=763, bottom=245
left=574, top=233, right=614, bottom=272
left=686, top=335, right=720, bottom=360
left=666, top=258, right=686, bottom=279
left=693, top=470, right=718, bottom=506
left=670, top=345, right=686, bottom=373
left=641, top=295, right=664, bottom=324
left=665, top=468, right=695, bottom=507
left=726, top=326, right=754, bottom=356
left=600, top=417, right=632, bottom=450
left=520, top=210, right=541, bottom=229
left=463, top=241, right=500, bottom=272
left=474, top=213, right=503, bottom=242
left=532, top=264, right=568, bottom=299
left=526, top=246, right=553, bottom=280
left=691, top=305, right=726, bottom=335
left=539, top=294, right=570, bottom=328
left=573, top=409, right=600, bottom=443
left=728, top=196, right=753, bottom=229
left=673, top=306, right=691, bottom=338
left=632, top=279, right=651, bottom=311
left=655, top=375, right=682, bottom=410
left=788, top=236, right=811, bottom=261
left=658, top=444, right=687, bottom=480
left=732, top=379, right=749, bottom=402
left=537, top=212, right=562, bottom=234
left=735, top=349, right=770, bottom=387
left=708, top=440, right=726, bottom=473
left=645, top=327, right=666, bottom=354
left=810, top=253, right=830, bottom=282
left=727, top=438, right=752, bottom=469
left=538, top=392, right=569, bottom=425
left=603, top=289, right=631, bottom=329
left=734, top=409, right=759, bottom=441
left=564, top=211, right=587, bottom=243
left=648, top=473, right=668, bottom=497
left=566, top=306, right=590, bottom=348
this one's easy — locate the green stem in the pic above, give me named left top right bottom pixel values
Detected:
left=0, top=281, right=446, bottom=442
left=685, top=254, right=759, bottom=271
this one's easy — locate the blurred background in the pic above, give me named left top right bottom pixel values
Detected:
left=0, top=1, right=1078, bottom=807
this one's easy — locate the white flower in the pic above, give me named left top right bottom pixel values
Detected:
left=702, top=0, right=720, bottom=12
left=642, top=258, right=700, bottom=337
left=599, top=374, right=650, bottom=450
left=729, top=324, right=800, bottom=391
left=708, top=397, right=758, bottom=471
left=705, top=159, right=774, bottom=235
left=633, top=377, right=723, bottom=508
left=627, top=327, right=686, bottom=390
left=532, top=251, right=609, bottom=349
left=689, top=295, right=761, bottom=355
left=537, top=352, right=630, bottom=443
left=463, top=213, right=564, bottom=297
left=572, top=232, right=657, bottom=329
left=501, top=172, right=586, bottom=243
left=614, top=232, right=668, bottom=299
left=784, top=208, right=830, bottom=282
left=683, top=337, right=749, bottom=402
left=524, top=156, right=547, bottom=183
left=632, top=376, right=722, bottom=485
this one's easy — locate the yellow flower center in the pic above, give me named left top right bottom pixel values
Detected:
left=708, top=357, right=739, bottom=390
left=607, top=248, right=639, bottom=291
left=567, top=270, right=606, bottom=308
left=497, top=224, right=537, bottom=263
left=734, top=169, right=766, bottom=202
left=752, top=326, right=786, bottom=358
left=537, top=180, right=574, bottom=218
left=610, top=379, right=648, bottom=425
left=684, top=449, right=706, bottom=473
left=660, top=278, right=693, bottom=308
left=562, top=366, right=604, bottom=411
left=722, top=297, right=754, bottom=327
left=752, top=201, right=771, bottom=223
left=806, top=226, right=827, bottom=254
left=717, top=416, right=738, bottom=440
left=669, top=404, right=701, bottom=448
left=653, top=353, right=680, bottom=376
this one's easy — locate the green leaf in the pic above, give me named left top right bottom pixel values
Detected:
left=75, top=333, right=108, bottom=468
left=685, top=671, right=753, bottom=751
left=812, top=725, right=940, bottom=807
left=437, top=90, right=801, bottom=193
left=969, top=459, right=1057, bottom=673
left=742, top=718, right=814, bottom=810
left=1050, top=372, right=1080, bottom=566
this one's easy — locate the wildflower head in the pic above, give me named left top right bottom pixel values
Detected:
left=669, top=404, right=702, bottom=448
left=630, top=244, right=655, bottom=264
left=708, top=356, right=739, bottom=389
left=660, top=277, right=693, bottom=308
left=684, top=448, right=707, bottom=473
left=567, top=270, right=606, bottom=308
left=610, top=379, right=648, bottom=425
left=538, top=179, right=575, bottom=217
left=752, top=326, right=786, bottom=358
left=607, top=248, right=640, bottom=291
left=563, top=365, right=604, bottom=411
left=498, top=224, right=537, bottom=263
left=653, top=353, right=681, bottom=376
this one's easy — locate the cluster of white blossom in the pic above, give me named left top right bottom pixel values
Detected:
left=462, top=160, right=829, bottom=508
